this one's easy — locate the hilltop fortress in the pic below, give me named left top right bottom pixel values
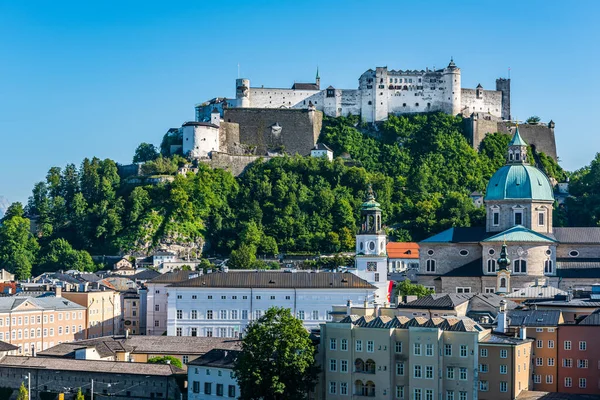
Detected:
left=184, top=60, right=557, bottom=168
left=197, top=59, right=510, bottom=123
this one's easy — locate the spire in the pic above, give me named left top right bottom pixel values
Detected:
left=507, top=125, right=529, bottom=164
left=316, top=66, right=320, bottom=80
left=497, top=243, right=511, bottom=270
left=509, top=126, right=528, bottom=146
left=360, top=183, right=381, bottom=211
left=448, top=57, right=456, bottom=68
left=366, top=183, right=375, bottom=201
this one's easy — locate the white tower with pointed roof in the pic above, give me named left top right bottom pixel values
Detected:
left=351, top=185, right=390, bottom=304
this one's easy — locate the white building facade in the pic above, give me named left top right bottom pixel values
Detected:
left=197, top=60, right=510, bottom=123
left=165, top=271, right=376, bottom=338
left=188, top=349, right=240, bottom=400
left=145, top=271, right=197, bottom=336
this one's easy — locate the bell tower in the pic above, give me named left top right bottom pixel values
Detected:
left=507, top=126, right=529, bottom=164
left=352, top=184, right=390, bottom=304
left=496, top=242, right=511, bottom=293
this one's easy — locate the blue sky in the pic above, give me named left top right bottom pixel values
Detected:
left=1, top=0, right=598, bottom=203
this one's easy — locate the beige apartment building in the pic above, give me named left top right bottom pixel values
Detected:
left=122, top=289, right=140, bottom=334
left=321, top=300, right=533, bottom=400
left=0, top=296, right=86, bottom=355
left=62, top=289, right=122, bottom=338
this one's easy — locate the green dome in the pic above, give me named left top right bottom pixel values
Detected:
left=485, top=164, right=554, bottom=201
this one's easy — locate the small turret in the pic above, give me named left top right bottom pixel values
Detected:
left=507, top=127, right=529, bottom=164
left=497, top=243, right=511, bottom=270
left=211, top=108, right=221, bottom=127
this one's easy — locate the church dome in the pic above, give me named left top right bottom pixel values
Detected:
left=485, top=164, right=554, bottom=201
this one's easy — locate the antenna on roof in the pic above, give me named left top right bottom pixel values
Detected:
left=237, top=63, right=240, bottom=79
left=508, top=67, right=511, bottom=80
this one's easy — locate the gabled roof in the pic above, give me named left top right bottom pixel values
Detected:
left=578, top=309, right=600, bottom=326
left=0, top=356, right=184, bottom=376
left=482, top=225, right=557, bottom=243
left=338, top=315, right=484, bottom=332
left=506, top=310, right=562, bottom=327
left=421, top=227, right=488, bottom=243
left=291, top=82, right=319, bottom=90
left=313, top=143, right=332, bottom=151
left=169, top=271, right=375, bottom=289
left=397, top=293, right=473, bottom=310
left=387, top=242, right=419, bottom=259
left=553, top=227, right=600, bottom=244
left=504, top=286, right=567, bottom=299
left=187, top=349, right=241, bottom=368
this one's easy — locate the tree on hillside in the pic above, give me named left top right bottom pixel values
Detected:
left=566, top=153, right=600, bottom=227
left=526, top=116, right=541, bottom=125
left=1, top=202, right=24, bottom=222
left=36, top=238, right=95, bottom=275
left=234, top=307, right=319, bottom=400
left=147, top=355, right=183, bottom=369
left=0, top=214, right=39, bottom=280
left=133, top=143, right=159, bottom=163
left=395, top=279, right=434, bottom=299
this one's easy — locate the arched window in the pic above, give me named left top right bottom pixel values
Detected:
left=487, top=259, right=496, bottom=273
left=515, top=152, right=520, bottom=161
left=544, top=260, right=553, bottom=274
left=514, top=260, right=527, bottom=273
left=426, top=259, right=436, bottom=272
left=365, top=381, right=376, bottom=397
left=355, top=380, right=365, bottom=396
left=355, top=359, right=365, bottom=373
left=500, top=277, right=506, bottom=288
left=365, top=359, right=376, bottom=374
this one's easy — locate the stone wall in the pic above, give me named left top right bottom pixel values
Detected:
left=201, top=152, right=274, bottom=176
left=463, top=116, right=558, bottom=161
left=218, top=121, right=240, bottom=154
left=223, top=108, right=322, bottom=156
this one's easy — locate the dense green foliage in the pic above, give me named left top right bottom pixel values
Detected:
left=76, top=388, right=85, bottom=400
left=395, top=279, right=435, bottom=298
left=0, top=112, right=575, bottom=278
left=133, top=142, right=159, bottom=163
left=564, top=153, right=600, bottom=227
left=147, top=355, right=183, bottom=369
left=234, top=307, right=319, bottom=400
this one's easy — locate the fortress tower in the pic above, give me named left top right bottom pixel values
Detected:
left=443, top=58, right=462, bottom=115
left=496, top=78, right=511, bottom=120
left=236, top=78, right=250, bottom=108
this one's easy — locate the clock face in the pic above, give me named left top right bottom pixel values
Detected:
left=367, top=262, right=377, bottom=271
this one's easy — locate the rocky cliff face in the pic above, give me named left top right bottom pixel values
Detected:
left=0, top=196, right=9, bottom=219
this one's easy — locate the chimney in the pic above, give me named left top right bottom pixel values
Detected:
left=125, top=329, right=130, bottom=339
left=495, top=299, right=508, bottom=334
left=567, top=288, right=573, bottom=302
left=519, top=326, right=527, bottom=340
left=363, top=299, right=368, bottom=308
left=374, top=303, right=381, bottom=317
left=346, top=300, right=352, bottom=316
left=31, top=344, right=36, bottom=357
left=55, top=286, right=62, bottom=298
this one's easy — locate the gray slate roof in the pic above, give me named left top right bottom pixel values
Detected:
left=0, top=296, right=85, bottom=313
left=506, top=310, right=562, bottom=327
left=421, top=227, right=488, bottom=243
left=0, top=355, right=184, bottom=376
left=187, top=349, right=241, bottom=368
left=147, top=270, right=197, bottom=284
left=397, top=293, right=472, bottom=310
left=479, top=333, right=532, bottom=345
left=291, top=82, right=319, bottom=90
left=38, top=336, right=241, bottom=358
left=578, top=309, right=600, bottom=326
left=338, top=315, right=484, bottom=332
left=554, top=227, right=600, bottom=244
left=169, top=271, right=375, bottom=289
left=0, top=340, right=17, bottom=352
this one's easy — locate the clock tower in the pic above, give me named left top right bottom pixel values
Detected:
left=353, top=184, right=390, bottom=304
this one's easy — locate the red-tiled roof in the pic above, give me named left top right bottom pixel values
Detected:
left=387, top=242, right=419, bottom=259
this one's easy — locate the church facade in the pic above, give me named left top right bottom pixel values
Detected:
left=417, top=129, right=600, bottom=294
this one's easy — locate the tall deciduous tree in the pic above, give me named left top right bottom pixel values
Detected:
left=16, top=382, right=28, bottom=400
left=133, top=143, right=159, bottom=163
left=0, top=214, right=39, bottom=280
left=234, top=307, right=319, bottom=400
